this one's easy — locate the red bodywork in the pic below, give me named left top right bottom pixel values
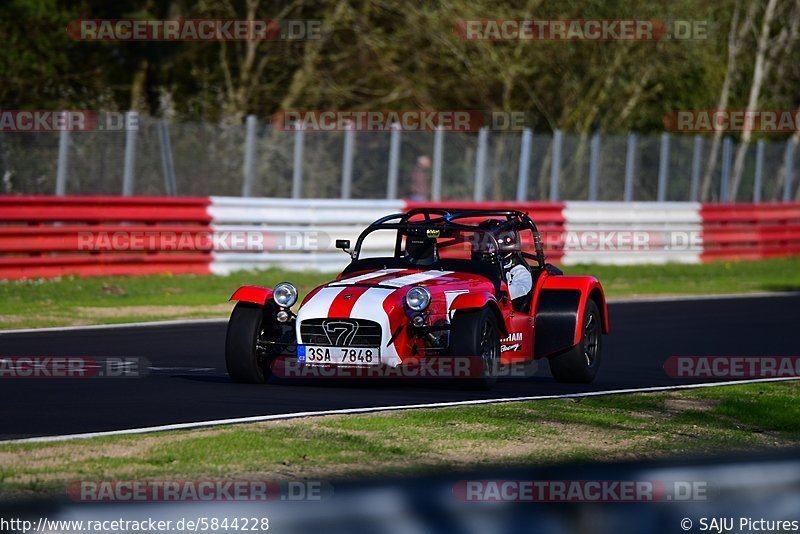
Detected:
left=538, top=274, right=610, bottom=346
left=230, top=207, right=609, bottom=371
left=287, top=266, right=609, bottom=367
left=230, top=285, right=274, bottom=305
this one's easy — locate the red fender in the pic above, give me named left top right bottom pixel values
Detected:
left=539, top=275, right=610, bottom=345
left=230, top=285, right=274, bottom=306
left=450, top=291, right=498, bottom=311
left=449, top=291, right=508, bottom=335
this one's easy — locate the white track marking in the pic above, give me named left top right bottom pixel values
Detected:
left=5, top=376, right=798, bottom=444
left=607, top=291, right=800, bottom=304
left=1, top=292, right=798, bottom=336
left=379, top=270, right=454, bottom=288
left=328, top=268, right=405, bottom=286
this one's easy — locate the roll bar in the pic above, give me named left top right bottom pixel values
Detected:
left=350, top=208, right=546, bottom=268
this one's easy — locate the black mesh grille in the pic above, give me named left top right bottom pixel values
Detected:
left=300, top=318, right=382, bottom=347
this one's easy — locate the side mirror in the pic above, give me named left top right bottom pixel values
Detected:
left=335, top=239, right=351, bottom=252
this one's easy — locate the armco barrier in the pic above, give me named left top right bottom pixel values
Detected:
left=0, top=196, right=212, bottom=278
left=701, top=203, right=800, bottom=261
left=562, top=202, right=702, bottom=265
left=1, top=197, right=799, bottom=279
left=212, top=199, right=565, bottom=273
left=208, top=197, right=405, bottom=274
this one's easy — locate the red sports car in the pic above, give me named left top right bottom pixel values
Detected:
left=225, top=208, right=609, bottom=388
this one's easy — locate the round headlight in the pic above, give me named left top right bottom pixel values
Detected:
left=406, top=286, right=431, bottom=311
left=273, top=282, right=298, bottom=308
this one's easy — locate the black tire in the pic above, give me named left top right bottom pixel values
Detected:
left=549, top=299, right=602, bottom=384
left=225, top=302, right=270, bottom=384
left=449, top=307, right=501, bottom=389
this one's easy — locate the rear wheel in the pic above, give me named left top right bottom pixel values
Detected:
left=225, top=302, right=270, bottom=384
left=549, top=299, right=601, bottom=383
left=449, top=307, right=501, bottom=389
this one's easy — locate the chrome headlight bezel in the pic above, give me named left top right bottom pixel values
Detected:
left=405, top=286, right=431, bottom=312
left=273, top=282, right=298, bottom=308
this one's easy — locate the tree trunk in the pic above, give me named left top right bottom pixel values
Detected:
left=129, top=59, right=148, bottom=112
left=728, top=0, right=779, bottom=200
left=700, top=0, right=756, bottom=201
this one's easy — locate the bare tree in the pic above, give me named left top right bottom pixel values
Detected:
left=700, top=0, right=757, bottom=201
left=729, top=0, right=800, bottom=200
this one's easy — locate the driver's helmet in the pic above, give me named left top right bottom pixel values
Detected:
left=405, top=232, right=438, bottom=265
left=477, top=219, right=521, bottom=267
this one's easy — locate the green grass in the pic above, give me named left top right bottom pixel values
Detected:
left=0, top=269, right=329, bottom=329
left=1, top=382, right=798, bottom=497
left=577, top=256, right=800, bottom=296
left=1, top=257, right=798, bottom=329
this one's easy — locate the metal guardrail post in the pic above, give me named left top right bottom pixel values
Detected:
left=122, top=111, right=138, bottom=196
left=157, top=119, right=177, bottom=196
left=623, top=132, right=636, bottom=202
left=516, top=128, right=532, bottom=201
left=55, top=113, right=70, bottom=195
left=720, top=136, right=732, bottom=202
left=549, top=129, right=562, bottom=202
left=431, top=126, right=444, bottom=202
left=241, top=114, right=257, bottom=197
left=690, top=135, right=702, bottom=202
left=291, top=123, right=304, bottom=199
left=784, top=139, right=795, bottom=202
left=386, top=123, right=401, bottom=199
left=341, top=121, right=355, bottom=199
left=753, top=140, right=764, bottom=203
left=588, top=131, right=601, bottom=201
left=657, top=132, right=670, bottom=202
left=474, top=127, right=488, bottom=201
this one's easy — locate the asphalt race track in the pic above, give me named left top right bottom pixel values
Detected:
left=0, top=294, right=796, bottom=440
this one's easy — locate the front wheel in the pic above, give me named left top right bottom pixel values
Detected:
left=549, top=299, right=602, bottom=384
left=449, top=307, right=501, bottom=389
left=225, top=302, right=270, bottom=384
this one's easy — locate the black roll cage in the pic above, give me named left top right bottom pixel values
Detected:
left=350, top=208, right=547, bottom=269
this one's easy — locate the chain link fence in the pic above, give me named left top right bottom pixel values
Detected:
left=1, top=114, right=798, bottom=202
